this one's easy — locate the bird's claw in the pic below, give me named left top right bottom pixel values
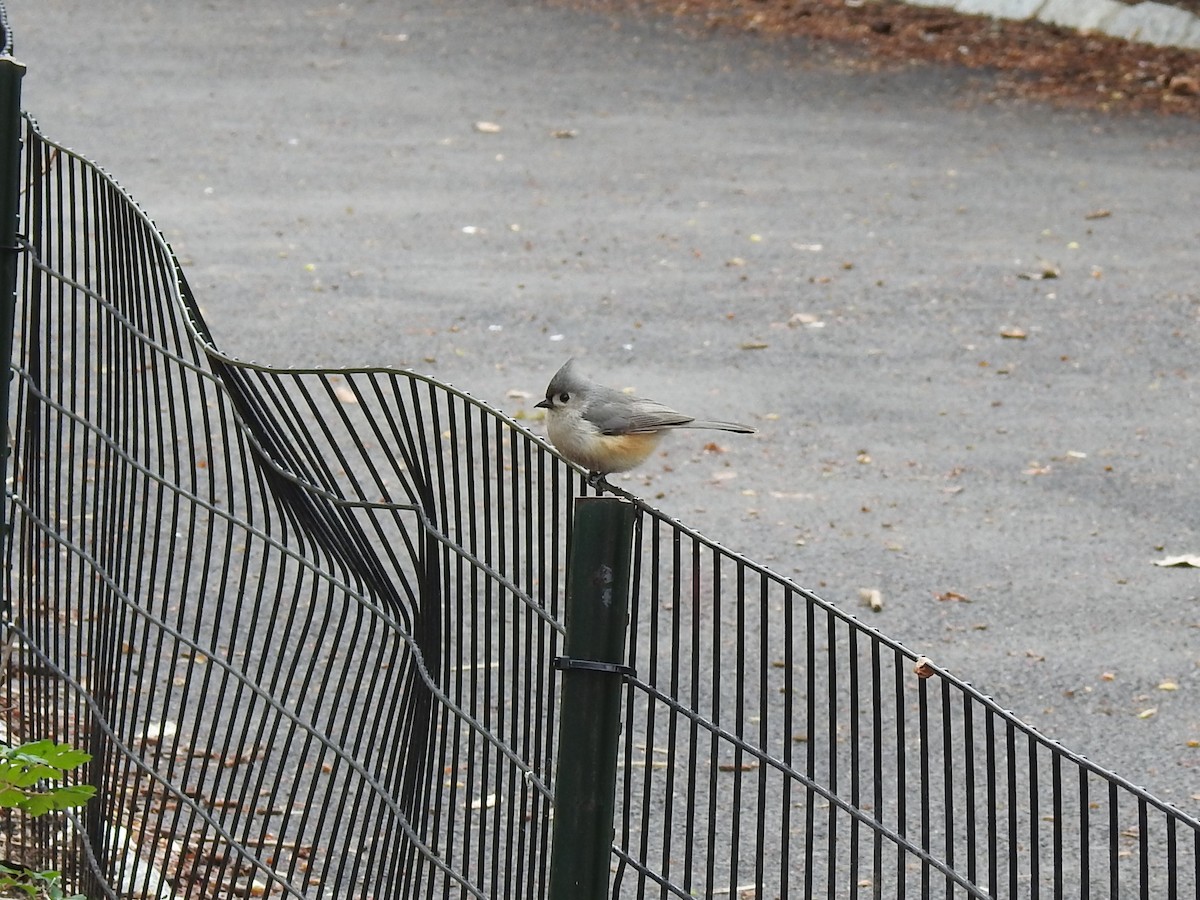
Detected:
left=586, top=471, right=611, bottom=491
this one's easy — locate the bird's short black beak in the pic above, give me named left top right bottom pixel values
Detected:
left=534, top=398, right=552, bottom=410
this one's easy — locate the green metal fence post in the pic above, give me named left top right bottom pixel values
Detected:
left=0, top=54, right=25, bottom=620
left=548, top=495, right=637, bottom=900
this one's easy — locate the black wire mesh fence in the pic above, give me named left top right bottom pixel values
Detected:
left=612, top=521, right=1200, bottom=899
left=4, top=96, right=1200, bottom=900
left=7, top=114, right=579, bottom=899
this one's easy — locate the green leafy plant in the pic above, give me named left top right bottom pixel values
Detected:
left=0, top=866, right=85, bottom=900
left=0, top=740, right=94, bottom=900
left=0, top=741, right=95, bottom=817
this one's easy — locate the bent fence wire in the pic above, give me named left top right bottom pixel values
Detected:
left=4, top=117, right=1199, bottom=900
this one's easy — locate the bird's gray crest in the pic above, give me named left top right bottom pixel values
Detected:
left=545, top=358, right=589, bottom=399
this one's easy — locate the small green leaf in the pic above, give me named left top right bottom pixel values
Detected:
left=0, top=786, right=26, bottom=809
left=0, top=740, right=94, bottom=816
left=20, top=791, right=56, bottom=817
left=36, top=744, right=92, bottom=771
left=0, top=870, right=37, bottom=896
left=4, top=741, right=91, bottom=772
left=8, top=763, right=61, bottom=788
left=48, top=784, right=96, bottom=809
left=9, top=739, right=55, bottom=756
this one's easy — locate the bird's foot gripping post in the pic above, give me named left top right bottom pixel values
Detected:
left=548, top=496, right=637, bottom=900
left=585, top=470, right=611, bottom=492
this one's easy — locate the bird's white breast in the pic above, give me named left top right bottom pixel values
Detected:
left=546, top=408, right=663, bottom=474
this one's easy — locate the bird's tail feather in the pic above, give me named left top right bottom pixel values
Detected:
left=680, top=420, right=756, bottom=434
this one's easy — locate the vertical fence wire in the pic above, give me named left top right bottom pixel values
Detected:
left=4, top=111, right=1200, bottom=900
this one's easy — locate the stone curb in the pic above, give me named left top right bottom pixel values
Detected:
left=907, top=0, right=1200, bottom=48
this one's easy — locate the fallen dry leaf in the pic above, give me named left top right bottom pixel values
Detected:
left=1017, top=261, right=1060, bottom=280
left=718, top=761, right=759, bottom=772
left=1084, top=208, right=1112, bottom=220
left=1000, top=327, right=1027, bottom=340
left=140, top=720, right=179, bottom=745
left=1154, top=554, right=1200, bottom=568
left=788, top=312, right=823, bottom=327
left=934, top=590, right=971, bottom=603
left=859, top=588, right=884, bottom=612
left=469, top=793, right=497, bottom=810
left=1168, top=74, right=1199, bottom=96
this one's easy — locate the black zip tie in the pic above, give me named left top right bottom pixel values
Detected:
left=553, top=656, right=636, bottom=679
left=0, top=234, right=27, bottom=253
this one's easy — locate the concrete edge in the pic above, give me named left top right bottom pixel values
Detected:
left=904, top=0, right=1200, bottom=49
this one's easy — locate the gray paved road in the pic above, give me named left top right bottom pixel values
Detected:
left=18, top=0, right=1200, bottom=819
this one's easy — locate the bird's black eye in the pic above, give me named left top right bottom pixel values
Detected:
left=558, top=391, right=570, bottom=404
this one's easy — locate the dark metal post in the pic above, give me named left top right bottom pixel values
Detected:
left=548, top=496, right=637, bottom=900
left=0, top=54, right=25, bottom=620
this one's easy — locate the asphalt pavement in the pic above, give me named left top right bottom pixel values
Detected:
left=17, top=0, right=1200, bottom=818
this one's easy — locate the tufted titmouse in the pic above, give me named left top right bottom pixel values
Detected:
left=534, top=358, right=755, bottom=480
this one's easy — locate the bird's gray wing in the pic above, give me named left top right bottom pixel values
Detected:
left=588, top=397, right=694, bottom=435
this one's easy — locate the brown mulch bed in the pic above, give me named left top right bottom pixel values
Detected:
left=560, top=0, right=1200, bottom=116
